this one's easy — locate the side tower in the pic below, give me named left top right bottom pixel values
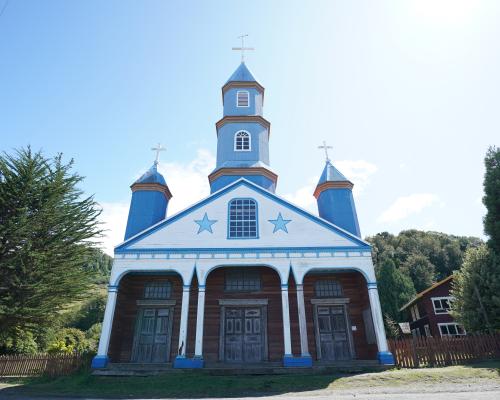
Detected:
left=314, top=160, right=361, bottom=237
left=208, top=62, right=277, bottom=193
left=124, top=162, right=172, bottom=240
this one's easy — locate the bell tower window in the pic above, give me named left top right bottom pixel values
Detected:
left=237, top=90, right=249, bottom=107
left=234, top=131, right=251, bottom=151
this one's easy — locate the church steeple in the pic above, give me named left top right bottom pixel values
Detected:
left=314, top=159, right=361, bottom=238
left=208, top=62, right=277, bottom=193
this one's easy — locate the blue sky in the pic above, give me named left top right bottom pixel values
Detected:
left=1, top=1, right=498, bottom=254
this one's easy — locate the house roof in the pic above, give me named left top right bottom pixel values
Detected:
left=133, top=163, right=167, bottom=186
left=317, top=160, right=349, bottom=185
left=226, top=62, right=258, bottom=83
left=399, top=274, right=454, bottom=311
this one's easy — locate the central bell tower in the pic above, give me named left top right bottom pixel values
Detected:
left=208, top=62, right=277, bottom=193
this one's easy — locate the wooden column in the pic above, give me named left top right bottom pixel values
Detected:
left=367, top=283, right=389, bottom=352
left=177, top=285, right=190, bottom=357
left=296, top=284, right=310, bottom=357
left=194, top=285, right=206, bottom=358
left=96, top=286, right=118, bottom=357
left=281, top=284, right=293, bottom=356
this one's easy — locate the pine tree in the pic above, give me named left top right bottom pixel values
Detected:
left=483, top=146, right=500, bottom=253
left=0, top=148, right=102, bottom=349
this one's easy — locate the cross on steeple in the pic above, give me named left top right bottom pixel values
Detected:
left=232, top=34, right=254, bottom=63
left=151, top=143, right=166, bottom=165
left=318, top=141, right=333, bottom=162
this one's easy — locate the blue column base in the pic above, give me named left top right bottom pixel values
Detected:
left=378, top=351, right=395, bottom=365
left=283, top=355, right=313, bottom=367
left=91, top=355, right=109, bottom=369
left=173, top=356, right=205, bottom=369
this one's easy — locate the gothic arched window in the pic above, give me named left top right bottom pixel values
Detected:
left=234, top=131, right=251, bottom=151
left=228, top=198, right=258, bottom=239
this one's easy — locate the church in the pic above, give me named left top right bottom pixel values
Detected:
left=91, top=60, right=394, bottom=369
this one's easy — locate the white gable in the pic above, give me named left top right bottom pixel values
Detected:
left=119, top=181, right=367, bottom=251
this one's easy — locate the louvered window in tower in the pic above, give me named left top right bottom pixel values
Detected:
left=234, top=131, right=251, bottom=151
left=236, top=90, right=249, bottom=107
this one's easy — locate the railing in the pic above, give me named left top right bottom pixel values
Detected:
left=0, top=352, right=91, bottom=377
left=388, top=334, right=500, bottom=368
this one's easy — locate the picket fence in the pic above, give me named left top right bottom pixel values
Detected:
left=0, top=352, right=90, bottom=377
left=388, top=334, right=500, bottom=368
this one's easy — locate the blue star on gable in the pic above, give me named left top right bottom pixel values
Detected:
left=268, top=213, right=292, bottom=233
left=194, top=213, right=217, bottom=234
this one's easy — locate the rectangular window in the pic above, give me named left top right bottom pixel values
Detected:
left=315, top=280, right=343, bottom=297
left=438, top=323, right=466, bottom=337
left=144, top=281, right=171, bottom=299
left=228, top=198, right=258, bottom=239
left=410, top=305, right=421, bottom=321
left=237, top=90, right=249, bottom=107
left=432, top=297, right=452, bottom=314
left=225, top=270, right=261, bottom=292
left=424, top=324, right=432, bottom=337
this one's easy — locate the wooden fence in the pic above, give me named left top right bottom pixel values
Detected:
left=388, top=334, right=500, bottom=368
left=0, top=353, right=91, bottom=377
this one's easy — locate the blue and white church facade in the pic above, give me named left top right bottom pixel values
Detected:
left=92, top=62, right=394, bottom=369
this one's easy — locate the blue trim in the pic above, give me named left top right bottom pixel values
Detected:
left=378, top=351, right=395, bottom=365
left=91, top=355, right=108, bottom=369
left=367, top=282, right=378, bottom=289
left=115, top=179, right=370, bottom=251
left=116, top=245, right=371, bottom=255
left=281, top=284, right=288, bottom=289
left=173, top=356, right=205, bottom=369
left=283, top=355, right=312, bottom=368
left=201, top=263, right=285, bottom=286
left=227, top=198, right=259, bottom=240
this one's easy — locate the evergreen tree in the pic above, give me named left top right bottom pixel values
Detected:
left=0, top=148, right=102, bottom=351
left=483, top=146, right=500, bottom=253
left=377, top=259, right=416, bottom=322
left=401, top=254, right=436, bottom=293
left=451, top=245, right=500, bottom=332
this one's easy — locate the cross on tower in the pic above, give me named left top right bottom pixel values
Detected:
left=232, top=34, right=254, bottom=63
left=151, top=143, right=166, bottom=165
left=318, top=140, right=333, bottom=162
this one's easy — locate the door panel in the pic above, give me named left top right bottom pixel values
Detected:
left=132, top=307, right=172, bottom=363
left=224, top=307, right=265, bottom=363
left=315, top=305, right=352, bottom=361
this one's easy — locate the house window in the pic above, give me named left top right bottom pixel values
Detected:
left=143, top=281, right=171, bottom=299
left=315, top=280, right=343, bottom=297
left=438, top=323, right=466, bottom=337
left=225, top=269, right=261, bottom=292
left=234, top=131, right=251, bottom=151
left=236, top=90, right=249, bottom=107
left=432, top=297, right=452, bottom=314
left=410, top=304, right=421, bottom=322
left=424, top=324, right=432, bottom=337
left=228, top=198, right=258, bottom=239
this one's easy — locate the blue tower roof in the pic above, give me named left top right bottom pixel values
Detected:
left=134, top=163, right=167, bottom=186
left=317, top=161, right=349, bottom=185
left=226, top=62, right=258, bottom=83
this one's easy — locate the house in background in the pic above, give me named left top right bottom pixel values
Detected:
left=400, top=275, right=466, bottom=338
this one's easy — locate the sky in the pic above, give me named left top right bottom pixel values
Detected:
left=0, top=0, right=498, bottom=255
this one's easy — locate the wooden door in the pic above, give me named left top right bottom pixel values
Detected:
left=223, top=307, right=264, bottom=363
left=316, top=305, right=351, bottom=361
left=131, top=308, right=172, bottom=363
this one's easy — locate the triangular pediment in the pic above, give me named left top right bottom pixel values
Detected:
left=115, top=179, right=370, bottom=253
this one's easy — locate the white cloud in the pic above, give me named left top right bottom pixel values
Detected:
left=97, top=149, right=216, bottom=256
left=283, top=177, right=318, bottom=213
left=378, top=193, right=440, bottom=223
left=334, top=159, right=378, bottom=196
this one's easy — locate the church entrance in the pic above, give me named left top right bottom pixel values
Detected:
left=314, top=305, right=352, bottom=361
left=131, top=307, right=173, bottom=363
left=220, top=306, right=267, bottom=363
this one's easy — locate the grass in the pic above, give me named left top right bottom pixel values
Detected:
left=0, top=361, right=499, bottom=399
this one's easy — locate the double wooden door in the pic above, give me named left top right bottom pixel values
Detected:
left=131, top=307, right=173, bottom=363
left=223, top=307, right=266, bottom=363
left=315, top=305, right=352, bottom=361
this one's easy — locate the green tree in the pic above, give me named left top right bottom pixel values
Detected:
left=377, top=259, right=416, bottom=322
left=401, top=254, right=436, bottom=293
left=451, top=245, right=500, bottom=332
left=483, top=146, right=500, bottom=253
left=0, top=148, right=102, bottom=351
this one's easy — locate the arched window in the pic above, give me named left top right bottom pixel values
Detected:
left=228, top=198, right=258, bottom=239
left=236, top=90, right=249, bottom=107
left=234, top=131, right=251, bottom=151
left=143, top=281, right=172, bottom=299
left=315, top=280, right=343, bottom=298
